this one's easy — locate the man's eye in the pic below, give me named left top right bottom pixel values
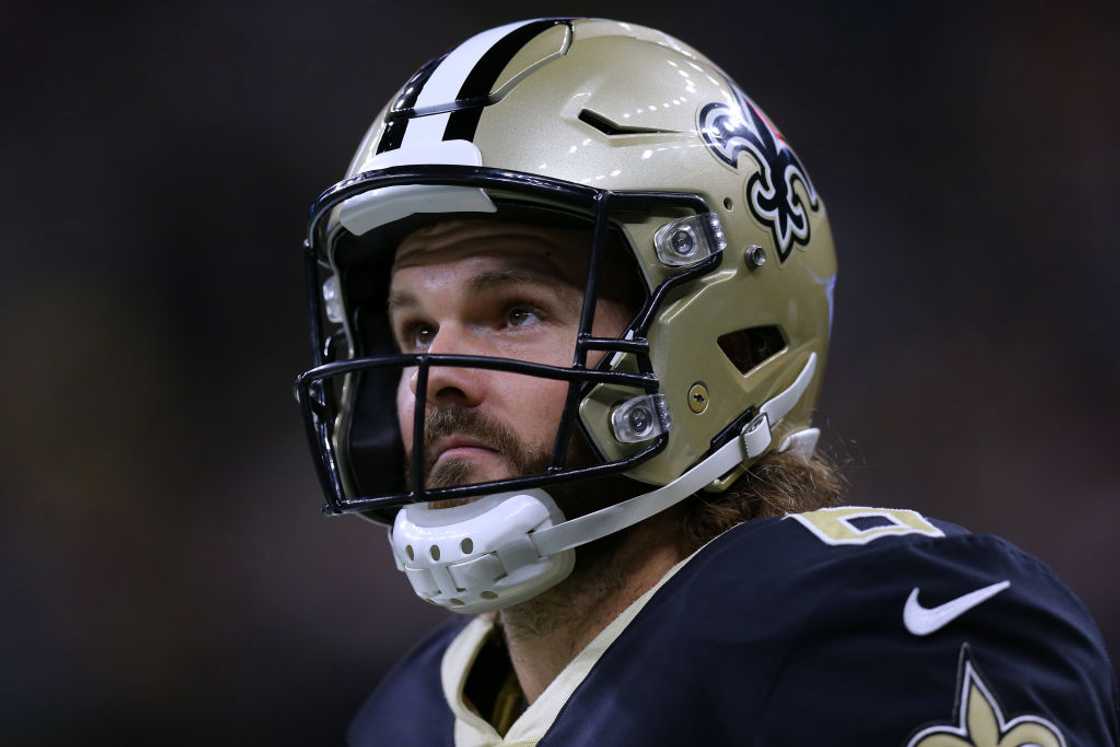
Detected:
left=506, top=305, right=542, bottom=328
left=399, top=322, right=436, bottom=351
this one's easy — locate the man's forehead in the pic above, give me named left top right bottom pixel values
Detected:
left=386, top=220, right=598, bottom=308
left=392, top=218, right=592, bottom=274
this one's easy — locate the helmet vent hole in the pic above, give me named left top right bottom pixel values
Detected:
left=577, top=108, right=674, bottom=137
left=448, top=598, right=464, bottom=607
left=723, top=197, right=734, bottom=210
left=460, top=538, right=474, bottom=555
left=480, top=591, right=498, bottom=600
left=405, top=545, right=415, bottom=561
left=717, top=326, right=787, bottom=374
left=429, top=545, right=441, bottom=561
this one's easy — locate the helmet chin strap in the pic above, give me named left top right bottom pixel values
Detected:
left=390, top=353, right=816, bottom=614
left=532, top=352, right=817, bottom=556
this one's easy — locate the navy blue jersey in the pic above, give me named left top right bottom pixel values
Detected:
left=349, top=508, right=1118, bottom=745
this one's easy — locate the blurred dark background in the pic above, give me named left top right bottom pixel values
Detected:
left=3, top=1, right=1117, bottom=743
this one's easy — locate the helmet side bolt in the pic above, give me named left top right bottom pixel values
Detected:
left=745, top=245, right=767, bottom=270
left=687, top=383, right=710, bottom=414
left=627, top=405, right=652, bottom=435
left=669, top=228, right=696, bottom=258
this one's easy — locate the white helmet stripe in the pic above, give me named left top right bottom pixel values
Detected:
left=376, top=18, right=564, bottom=153
left=401, top=111, right=451, bottom=149
left=414, top=19, right=541, bottom=110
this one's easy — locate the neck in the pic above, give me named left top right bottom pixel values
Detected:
left=495, top=508, right=685, bottom=704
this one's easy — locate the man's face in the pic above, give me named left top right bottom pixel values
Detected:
left=388, top=219, right=637, bottom=492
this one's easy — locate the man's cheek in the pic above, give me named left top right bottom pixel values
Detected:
left=396, top=372, right=414, bottom=448
left=521, top=378, right=573, bottom=442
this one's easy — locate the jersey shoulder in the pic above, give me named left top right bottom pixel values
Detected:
left=628, top=505, right=1118, bottom=746
left=346, top=616, right=465, bottom=747
left=672, top=505, right=1097, bottom=634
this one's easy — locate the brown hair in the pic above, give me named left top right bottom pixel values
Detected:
left=677, top=448, right=847, bottom=556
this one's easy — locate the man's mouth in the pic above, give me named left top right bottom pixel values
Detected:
left=429, top=436, right=499, bottom=466
left=425, top=436, right=502, bottom=509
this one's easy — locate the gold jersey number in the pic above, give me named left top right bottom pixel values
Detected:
left=790, top=506, right=944, bottom=546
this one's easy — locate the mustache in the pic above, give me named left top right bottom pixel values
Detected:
left=404, top=407, right=548, bottom=490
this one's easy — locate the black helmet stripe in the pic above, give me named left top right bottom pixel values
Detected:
left=373, top=18, right=568, bottom=154
left=375, top=54, right=447, bottom=155
left=442, top=18, right=565, bottom=142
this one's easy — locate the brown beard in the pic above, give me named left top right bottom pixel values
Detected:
left=404, top=405, right=552, bottom=501
left=402, top=402, right=640, bottom=510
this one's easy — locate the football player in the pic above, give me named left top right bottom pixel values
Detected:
left=294, top=18, right=1118, bottom=746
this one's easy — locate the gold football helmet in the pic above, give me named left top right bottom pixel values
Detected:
left=296, top=18, right=836, bottom=612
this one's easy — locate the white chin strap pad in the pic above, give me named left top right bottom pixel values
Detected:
left=390, top=489, right=575, bottom=614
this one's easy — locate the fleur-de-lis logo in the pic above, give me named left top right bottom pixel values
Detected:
left=698, top=91, right=820, bottom=262
left=908, top=652, right=1066, bottom=747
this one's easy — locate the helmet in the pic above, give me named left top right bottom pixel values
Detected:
left=295, top=18, right=836, bottom=613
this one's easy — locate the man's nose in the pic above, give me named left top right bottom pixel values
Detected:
left=407, top=324, right=486, bottom=408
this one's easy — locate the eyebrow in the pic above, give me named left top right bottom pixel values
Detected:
left=467, top=268, right=566, bottom=294
left=387, top=289, right=418, bottom=313
left=387, top=266, right=579, bottom=314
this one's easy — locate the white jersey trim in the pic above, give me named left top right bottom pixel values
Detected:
left=441, top=550, right=700, bottom=746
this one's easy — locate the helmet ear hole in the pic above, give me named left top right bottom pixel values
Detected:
left=717, top=326, right=787, bottom=374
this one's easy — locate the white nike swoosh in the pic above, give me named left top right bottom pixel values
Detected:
left=903, top=580, right=1011, bottom=636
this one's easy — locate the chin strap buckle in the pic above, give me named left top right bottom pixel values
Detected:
left=741, top=413, right=773, bottom=459
left=740, top=352, right=818, bottom=460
